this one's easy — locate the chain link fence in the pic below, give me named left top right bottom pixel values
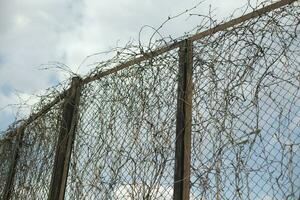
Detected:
left=0, top=0, right=299, bottom=199
left=1, top=101, right=63, bottom=200
left=191, top=2, right=300, bottom=199
left=0, top=137, right=15, bottom=196
left=12, top=103, right=63, bottom=199
left=65, top=50, right=178, bottom=199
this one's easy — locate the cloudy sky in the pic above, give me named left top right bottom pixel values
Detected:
left=0, top=0, right=266, bottom=132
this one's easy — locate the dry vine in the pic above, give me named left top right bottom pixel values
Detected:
left=0, top=0, right=299, bottom=199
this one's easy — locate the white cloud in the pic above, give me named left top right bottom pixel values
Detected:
left=261, top=195, right=274, bottom=200
left=113, top=183, right=198, bottom=200
left=0, top=0, right=265, bottom=131
left=113, top=184, right=173, bottom=200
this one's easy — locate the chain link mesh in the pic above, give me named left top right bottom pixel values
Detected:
left=9, top=102, right=63, bottom=199
left=0, top=1, right=299, bottom=200
left=0, top=137, right=15, bottom=197
left=65, top=50, right=179, bottom=199
left=191, top=3, right=300, bottom=200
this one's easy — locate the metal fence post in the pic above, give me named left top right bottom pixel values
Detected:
left=174, top=39, right=193, bottom=200
left=2, top=128, right=24, bottom=200
left=48, top=77, right=82, bottom=200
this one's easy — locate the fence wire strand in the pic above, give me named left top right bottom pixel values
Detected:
left=8, top=102, right=63, bottom=200
left=0, top=1, right=299, bottom=200
left=65, top=50, right=179, bottom=200
left=0, top=138, right=15, bottom=197
left=191, top=3, right=300, bottom=200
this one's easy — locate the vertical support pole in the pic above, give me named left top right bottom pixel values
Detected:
left=48, top=77, right=81, bottom=200
left=174, top=39, right=193, bottom=200
left=2, top=128, right=24, bottom=200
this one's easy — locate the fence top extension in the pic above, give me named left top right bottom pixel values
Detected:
left=2, top=0, right=298, bottom=139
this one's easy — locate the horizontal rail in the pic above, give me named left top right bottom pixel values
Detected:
left=82, top=0, right=297, bottom=85
left=189, top=0, right=298, bottom=41
left=82, top=41, right=183, bottom=84
left=1, top=0, right=297, bottom=139
left=1, top=90, right=68, bottom=139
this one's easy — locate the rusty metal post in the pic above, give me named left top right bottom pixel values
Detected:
left=173, top=39, right=193, bottom=200
left=2, top=128, right=24, bottom=200
left=48, top=77, right=81, bottom=200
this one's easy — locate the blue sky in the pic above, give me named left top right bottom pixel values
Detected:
left=0, top=0, right=264, bottom=132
